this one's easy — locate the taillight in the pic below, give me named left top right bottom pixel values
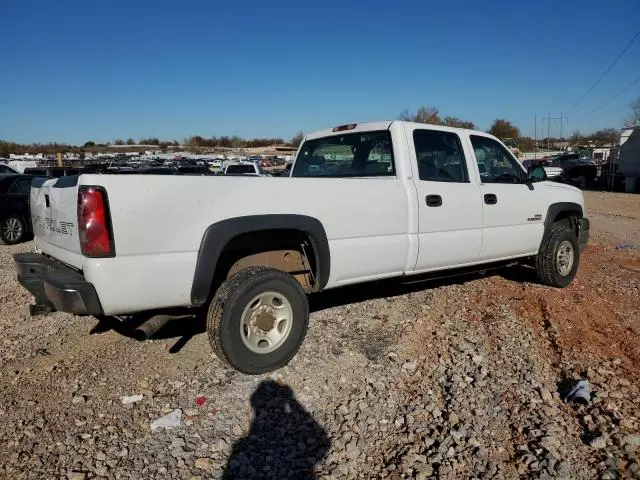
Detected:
left=77, top=186, right=115, bottom=257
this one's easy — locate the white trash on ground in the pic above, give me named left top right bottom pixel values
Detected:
left=120, top=394, right=143, bottom=405
left=150, top=409, right=182, bottom=431
left=563, top=380, right=592, bottom=404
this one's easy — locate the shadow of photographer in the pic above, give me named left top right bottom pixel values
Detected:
left=223, top=379, right=331, bottom=479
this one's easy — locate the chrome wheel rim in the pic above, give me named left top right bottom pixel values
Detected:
left=556, top=240, right=574, bottom=276
left=2, top=218, right=23, bottom=243
left=240, top=291, right=293, bottom=354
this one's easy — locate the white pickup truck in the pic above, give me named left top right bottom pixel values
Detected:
left=14, top=121, right=589, bottom=374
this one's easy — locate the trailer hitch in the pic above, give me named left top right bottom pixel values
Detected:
left=29, top=303, right=54, bottom=316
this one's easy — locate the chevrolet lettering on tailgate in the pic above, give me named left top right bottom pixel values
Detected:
left=32, top=215, right=75, bottom=236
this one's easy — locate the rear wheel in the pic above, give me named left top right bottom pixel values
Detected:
left=0, top=215, right=26, bottom=245
left=206, top=266, right=309, bottom=374
left=535, top=219, right=579, bottom=287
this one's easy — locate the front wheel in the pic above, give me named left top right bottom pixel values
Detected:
left=0, top=215, right=26, bottom=245
left=534, top=220, right=580, bottom=287
left=206, top=266, right=309, bottom=374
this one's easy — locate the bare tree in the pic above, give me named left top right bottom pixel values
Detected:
left=569, top=130, right=583, bottom=145
left=398, top=106, right=442, bottom=125
left=290, top=131, right=304, bottom=147
left=625, top=96, right=640, bottom=127
left=443, top=116, right=475, bottom=129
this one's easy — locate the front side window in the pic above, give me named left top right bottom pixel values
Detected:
left=291, top=130, right=395, bottom=178
left=414, top=129, right=468, bottom=182
left=470, top=135, right=525, bottom=184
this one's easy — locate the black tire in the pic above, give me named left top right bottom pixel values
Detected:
left=206, top=266, right=309, bottom=374
left=535, top=219, right=580, bottom=287
left=0, top=215, right=26, bottom=245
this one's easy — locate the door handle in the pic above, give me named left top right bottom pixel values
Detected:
left=425, top=194, right=442, bottom=207
left=484, top=193, right=497, bottom=205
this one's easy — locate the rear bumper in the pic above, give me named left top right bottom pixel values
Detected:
left=14, top=253, right=102, bottom=315
left=578, top=218, right=590, bottom=251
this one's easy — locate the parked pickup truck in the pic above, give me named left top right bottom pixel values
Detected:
left=14, top=121, right=589, bottom=374
left=223, top=162, right=263, bottom=176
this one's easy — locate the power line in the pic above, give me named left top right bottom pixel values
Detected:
left=575, top=102, right=632, bottom=125
left=587, top=74, right=640, bottom=115
left=567, top=28, right=640, bottom=113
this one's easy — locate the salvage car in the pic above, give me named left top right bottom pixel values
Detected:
left=551, top=153, right=598, bottom=188
left=14, top=121, right=589, bottom=374
left=0, top=175, right=43, bottom=244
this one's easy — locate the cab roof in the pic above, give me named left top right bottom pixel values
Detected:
left=304, top=120, right=489, bottom=141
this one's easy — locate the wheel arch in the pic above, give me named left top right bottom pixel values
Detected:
left=190, top=214, right=330, bottom=306
left=539, top=202, right=583, bottom=250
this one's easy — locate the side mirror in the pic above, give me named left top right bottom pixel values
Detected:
left=530, top=166, right=547, bottom=182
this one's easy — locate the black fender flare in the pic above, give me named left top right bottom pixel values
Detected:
left=539, top=202, right=583, bottom=249
left=190, top=214, right=330, bottom=306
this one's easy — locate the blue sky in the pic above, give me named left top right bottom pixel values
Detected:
left=1, top=0, right=639, bottom=144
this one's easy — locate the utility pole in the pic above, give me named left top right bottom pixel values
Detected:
left=559, top=112, right=568, bottom=141
left=534, top=114, right=537, bottom=159
left=546, top=112, right=551, bottom=149
left=541, top=113, right=568, bottom=150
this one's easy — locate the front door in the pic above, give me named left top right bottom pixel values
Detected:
left=467, top=134, right=544, bottom=260
left=410, top=127, right=483, bottom=271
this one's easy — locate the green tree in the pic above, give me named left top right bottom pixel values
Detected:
left=489, top=119, right=520, bottom=140
left=114, top=138, right=125, bottom=145
left=290, top=131, right=304, bottom=147
left=443, top=116, right=475, bottom=129
left=83, top=141, right=95, bottom=147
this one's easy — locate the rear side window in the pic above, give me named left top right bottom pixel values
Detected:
left=413, top=130, right=468, bottom=182
left=292, top=130, right=395, bottom=177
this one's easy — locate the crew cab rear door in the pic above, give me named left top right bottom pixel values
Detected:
left=30, top=176, right=84, bottom=269
left=406, top=125, right=483, bottom=271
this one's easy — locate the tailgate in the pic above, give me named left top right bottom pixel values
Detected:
left=31, top=176, right=84, bottom=268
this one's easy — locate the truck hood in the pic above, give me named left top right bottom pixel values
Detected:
left=537, top=181, right=586, bottom=215
left=543, top=181, right=582, bottom=194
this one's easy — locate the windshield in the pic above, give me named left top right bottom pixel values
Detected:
left=291, top=130, right=395, bottom=178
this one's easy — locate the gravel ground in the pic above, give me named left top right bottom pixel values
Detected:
left=1, top=191, right=639, bottom=479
